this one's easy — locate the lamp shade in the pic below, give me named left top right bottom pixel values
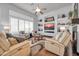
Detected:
left=60, top=26, right=66, bottom=31
left=4, top=25, right=10, bottom=33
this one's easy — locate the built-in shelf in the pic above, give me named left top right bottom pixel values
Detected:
left=44, top=21, right=55, bottom=24
left=57, top=17, right=71, bottom=32
left=44, top=30, right=54, bottom=31
left=38, top=16, right=56, bottom=36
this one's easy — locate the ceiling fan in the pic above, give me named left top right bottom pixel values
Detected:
left=31, top=3, right=47, bottom=15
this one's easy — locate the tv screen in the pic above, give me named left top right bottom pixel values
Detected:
left=44, top=24, right=54, bottom=30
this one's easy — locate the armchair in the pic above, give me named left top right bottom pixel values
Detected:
left=45, top=31, right=72, bottom=56
left=0, top=32, right=31, bottom=56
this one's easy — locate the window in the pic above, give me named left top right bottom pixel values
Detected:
left=25, top=21, right=29, bottom=33
left=10, top=17, right=33, bottom=34
left=25, top=21, right=33, bottom=33
left=19, top=20, right=24, bottom=31
left=10, top=17, right=18, bottom=33
left=29, top=22, right=33, bottom=32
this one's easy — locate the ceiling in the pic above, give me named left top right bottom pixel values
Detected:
left=13, top=3, right=72, bottom=14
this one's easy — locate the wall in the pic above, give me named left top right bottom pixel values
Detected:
left=0, top=4, right=9, bottom=26
left=0, top=3, right=38, bottom=31
left=38, top=4, right=72, bottom=36
left=78, top=3, right=79, bottom=17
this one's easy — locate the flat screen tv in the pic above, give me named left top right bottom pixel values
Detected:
left=44, top=24, right=54, bottom=30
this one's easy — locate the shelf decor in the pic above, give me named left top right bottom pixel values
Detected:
left=45, top=16, right=54, bottom=22
left=57, top=14, right=66, bottom=19
left=38, top=28, right=43, bottom=31
left=38, top=24, right=43, bottom=26
left=39, top=19, right=42, bottom=22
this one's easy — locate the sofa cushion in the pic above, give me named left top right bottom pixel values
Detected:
left=58, top=31, right=68, bottom=42
left=0, top=32, right=11, bottom=51
left=58, top=31, right=67, bottom=42
left=61, top=32, right=70, bottom=42
left=55, top=32, right=63, bottom=41
left=8, top=38, right=18, bottom=45
left=0, top=32, right=6, bottom=39
left=62, top=35, right=71, bottom=46
left=0, top=47, right=4, bottom=55
left=2, top=40, right=30, bottom=56
left=0, top=37, right=11, bottom=51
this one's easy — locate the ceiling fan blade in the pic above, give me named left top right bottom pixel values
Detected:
left=40, top=11, right=43, bottom=14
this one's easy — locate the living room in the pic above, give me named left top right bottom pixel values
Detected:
left=0, top=3, right=79, bottom=56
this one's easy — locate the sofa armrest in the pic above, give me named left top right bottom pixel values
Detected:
left=2, top=40, right=31, bottom=56
left=31, top=40, right=44, bottom=56
left=45, top=38, right=64, bottom=47
left=10, top=40, right=31, bottom=49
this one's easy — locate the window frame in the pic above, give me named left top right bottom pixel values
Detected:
left=9, top=16, right=33, bottom=33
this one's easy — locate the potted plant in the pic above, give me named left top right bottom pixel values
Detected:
left=68, top=11, right=73, bottom=19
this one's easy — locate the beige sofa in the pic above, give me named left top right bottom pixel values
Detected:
left=0, top=32, right=31, bottom=56
left=45, top=31, right=72, bottom=56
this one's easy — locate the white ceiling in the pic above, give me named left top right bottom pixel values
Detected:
left=13, top=3, right=72, bottom=14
